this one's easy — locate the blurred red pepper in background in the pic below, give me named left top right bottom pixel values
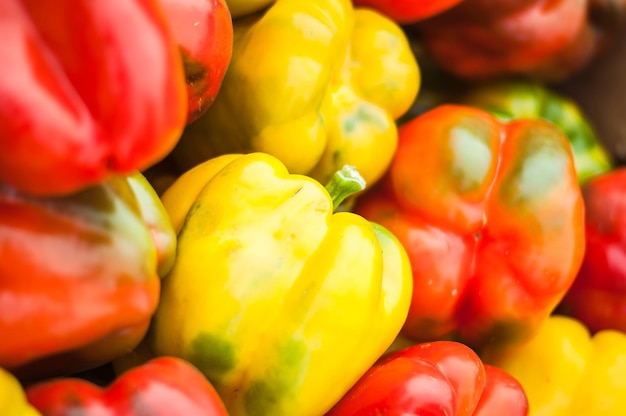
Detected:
left=0, top=0, right=187, bottom=196
left=26, top=357, right=229, bottom=416
left=411, top=0, right=626, bottom=82
left=355, top=104, right=585, bottom=350
left=159, top=0, right=233, bottom=123
left=326, top=341, right=528, bottom=416
left=351, top=0, right=465, bottom=24
left=558, top=167, right=626, bottom=333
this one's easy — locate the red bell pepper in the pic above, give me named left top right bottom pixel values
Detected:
left=0, top=0, right=187, bottom=196
left=354, top=104, right=585, bottom=350
left=326, top=341, right=528, bottom=416
left=159, top=0, right=233, bottom=123
left=25, top=357, right=228, bottom=416
left=559, top=167, right=626, bottom=333
left=350, top=0, right=465, bottom=24
left=412, top=0, right=626, bottom=82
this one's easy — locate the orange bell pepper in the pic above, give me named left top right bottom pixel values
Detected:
left=0, top=173, right=175, bottom=380
left=355, top=104, right=585, bottom=350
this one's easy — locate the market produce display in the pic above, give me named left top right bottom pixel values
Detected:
left=2, top=0, right=626, bottom=415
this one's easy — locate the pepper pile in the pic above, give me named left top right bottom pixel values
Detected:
left=2, top=1, right=626, bottom=415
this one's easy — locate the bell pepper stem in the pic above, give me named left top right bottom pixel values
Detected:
left=325, top=165, right=366, bottom=211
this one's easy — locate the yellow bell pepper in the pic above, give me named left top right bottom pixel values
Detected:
left=0, top=368, right=41, bottom=416
left=172, top=0, right=420, bottom=188
left=149, top=153, right=413, bottom=416
left=482, top=315, right=626, bottom=416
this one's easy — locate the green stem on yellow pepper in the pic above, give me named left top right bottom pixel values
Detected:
left=325, top=165, right=366, bottom=211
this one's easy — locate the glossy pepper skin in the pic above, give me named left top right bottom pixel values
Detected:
left=482, top=315, right=626, bottom=416
left=0, top=173, right=175, bottom=380
left=172, top=0, right=419, bottom=188
left=326, top=341, right=528, bottom=416
left=0, top=368, right=41, bottom=416
left=351, top=0, right=465, bottom=24
left=459, top=80, right=613, bottom=184
left=558, top=168, right=626, bottom=333
left=354, top=104, right=585, bottom=350
left=25, top=357, right=228, bottom=416
left=148, top=153, right=413, bottom=416
left=412, top=0, right=626, bottom=82
left=0, top=0, right=187, bottom=196
left=159, top=0, right=233, bottom=123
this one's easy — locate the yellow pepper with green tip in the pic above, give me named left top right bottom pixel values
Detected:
left=172, top=0, right=420, bottom=188
left=150, top=152, right=413, bottom=416
left=0, top=368, right=41, bottom=416
left=482, top=315, right=626, bottom=416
